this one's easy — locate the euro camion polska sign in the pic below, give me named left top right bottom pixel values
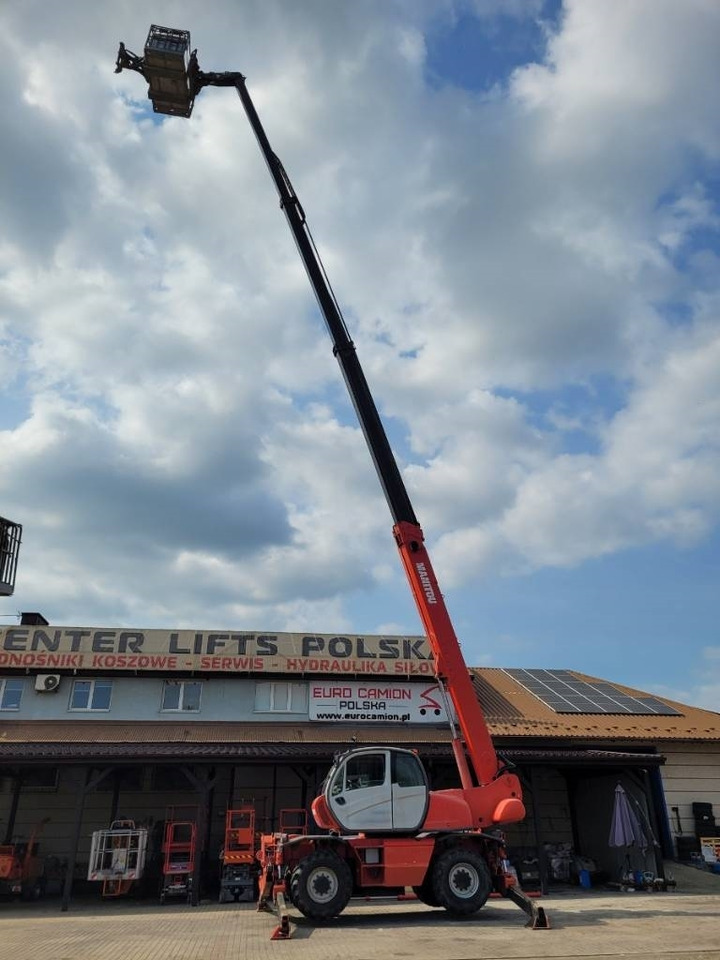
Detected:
left=309, top=680, right=448, bottom=723
left=0, top=627, right=434, bottom=676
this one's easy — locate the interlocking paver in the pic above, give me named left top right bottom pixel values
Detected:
left=0, top=892, right=719, bottom=960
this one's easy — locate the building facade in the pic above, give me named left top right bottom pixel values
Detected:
left=1, top=622, right=718, bottom=903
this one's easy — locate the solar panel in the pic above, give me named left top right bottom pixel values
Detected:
left=505, top=669, right=682, bottom=716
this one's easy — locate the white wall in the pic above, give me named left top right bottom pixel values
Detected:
left=659, top=741, right=720, bottom=845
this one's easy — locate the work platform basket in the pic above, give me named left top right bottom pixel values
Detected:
left=0, top=516, right=22, bottom=596
left=88, top=820, right=148, bottom=897
left=143, top=25, right=195, bottom=117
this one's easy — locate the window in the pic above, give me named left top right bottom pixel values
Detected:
left=344, top=754, right=387, bottom=792
left=254, top=682, right=301, bottom=713
left=0, top=678, right=24, bottom=711
left=161, top=681, right=202, bottom=712
left=21, top=767, right=59, bottom=792
left=393, top=752, right=426, bottom=788
left=69, top=679, right=113, bottom=711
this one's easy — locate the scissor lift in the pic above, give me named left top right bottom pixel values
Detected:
left=160, top=820, right=197, bottom=904
left=219, top=808, right=256, bottom=903
left=278, top=809, right=308, bottom=833
left=88, top=820, right=148, bottom=898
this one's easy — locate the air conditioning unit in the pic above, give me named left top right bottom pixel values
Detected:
left=35, top=674, right=61, bottom=693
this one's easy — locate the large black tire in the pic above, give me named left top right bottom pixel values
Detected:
left=284, top=869, right=299, bottom=908
left=289, top=850, right=353, bottom=920
left=431, top=847, right=492, bottom=917
left=413, top=877, right=440, bottom=907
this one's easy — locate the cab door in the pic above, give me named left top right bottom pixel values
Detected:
left=391, top=751, right=428, bottom=831
left=327, top=751, right=393, bottom=832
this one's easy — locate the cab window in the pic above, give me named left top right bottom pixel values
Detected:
left=344, top=754, right=386, bottom=791
left=393, top=753, right=425, bottom=787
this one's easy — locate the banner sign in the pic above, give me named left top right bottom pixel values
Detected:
left=309, top=681, right=448, bottom=723
left=0, top=627, right=433, bottom=676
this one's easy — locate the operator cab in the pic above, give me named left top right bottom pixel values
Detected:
left=315, top=747, right=429, bottom=833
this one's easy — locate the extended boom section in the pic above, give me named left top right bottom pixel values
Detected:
left=394, top=519, right=525, bottom=824
left=115, top=25, right=549, bottom=934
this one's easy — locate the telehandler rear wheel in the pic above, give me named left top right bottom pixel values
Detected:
left=290, top=850, right=352, bottom=920
left=431, top=847, right=492, bottom=916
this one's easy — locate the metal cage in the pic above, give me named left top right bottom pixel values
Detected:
left=88, top=821, right=148, bottom=884
left=143, top=25, right=195, bottom=117
left=0, top=516, right=22, bottom=597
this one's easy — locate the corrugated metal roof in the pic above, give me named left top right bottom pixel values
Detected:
left=472, top=668, right=720, bottom=741
left=0, top=720, right=451, bottom=746
left=0, top=720, right=662, bottom=766
left=472, top=672, right=522, bottom=718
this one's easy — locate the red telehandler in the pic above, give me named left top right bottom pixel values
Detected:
left=116, top=26, right=548, bottom=934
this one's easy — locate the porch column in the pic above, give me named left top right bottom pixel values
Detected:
left=528, top=766, right=550, bottom=894
left=61, top=766, right=114, bottom=911
left=180, top=765, right=217, bottom=906
left=3, top=771, right=23, bottom=844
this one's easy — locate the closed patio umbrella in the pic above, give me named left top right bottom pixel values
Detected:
left=609, top=783, right=648, bottom=852
left=608, top=783, right=650, bottom=854
left=609, top=782, right=655, bottom=885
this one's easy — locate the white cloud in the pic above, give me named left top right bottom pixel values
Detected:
left=0, top=0, right=718, bottom=646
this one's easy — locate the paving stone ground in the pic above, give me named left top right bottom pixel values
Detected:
left=0, top=887, right=719, bottom=960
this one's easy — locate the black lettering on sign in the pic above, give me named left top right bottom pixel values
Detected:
left=207, top=633, right=228, bottom=655
left=379, top=638, right=399, bottom=659
left=302, top=636, right=324, bottom=656
left=230, top=634, right=252, bottom=655
left=66, top=630, right=91, bottom=652
left=3, top=629, right=28, bottom=651
left=169, top=633, right=191, bottom=655
left=256, top=636, right=278, bottom=656
left=356, top=638, right=377, bottom=659
left=119, top=632, right=144, bottom=653
left=328, top=637, right=352, bottom=658
left=92, top=631, right=117, bottom=653
left=30, top=630, right=61, bottom=652
left=404, top=638, right=429, bottom=659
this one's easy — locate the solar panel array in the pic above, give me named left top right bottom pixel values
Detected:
left=505, top=668, right=682, bottom=716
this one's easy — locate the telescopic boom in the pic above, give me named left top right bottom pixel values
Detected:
left=115, top=26, right=523, bottom=813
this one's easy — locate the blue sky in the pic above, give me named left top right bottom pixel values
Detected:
left=0, top=1, right=718, bottom=712
left=426, top=1, right=563, bottom=92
